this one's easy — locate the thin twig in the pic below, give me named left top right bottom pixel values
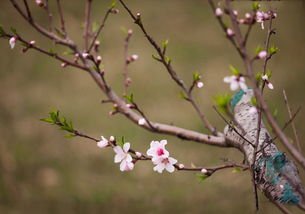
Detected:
left=45, top=0, right=53, bottom=32
left=119, top=0, right=218, bottom=136
left=272, top=202, right=292, bottom=214
left=56, top=0, right=67, bottom=38
left=283, top=89, right=302, bottom=151
left=123, top=31, right=132, bottom=95
left=88, top=8, right=112, bottom=52
left=83, top=0, right=92, bottom=51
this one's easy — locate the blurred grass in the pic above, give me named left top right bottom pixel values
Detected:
left=0, top=0, right=305, bottom=213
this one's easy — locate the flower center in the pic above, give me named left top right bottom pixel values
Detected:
left=157, top=148, right=164, bottom=156
left=161, top=158, right=169, bottom=164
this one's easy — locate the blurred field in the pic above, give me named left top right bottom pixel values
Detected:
left=1, top=0, right=305, bottom=213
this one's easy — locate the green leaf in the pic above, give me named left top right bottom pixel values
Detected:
left=266, top=70, right=272, bottom=78
left=62, top=49, right=74, bottom=55
left=124, top=93, right=134, bottom=103
left=252, top=2, right=260, bottom=11
left=49, top=48, right=56, bottom=56
left=179, top=92, right=187, bottom=99
left=214, top=94, right=231, bottom=113
left=10, top=27, right=17, bottom=34
left=197, top=173, right=209, bottom=183
left=255, top=45, right=263, bottom=55
left=251, top=97, right=257, bottom=106
left=50, top=110, right=59, bottom=122
left=116, top=136, right=125, bottom=147
left=232, top=167, right=241, bottom=173
left=255, top=72, right=262, bottom=82
left=165, top=56, right=171, bottom=64
left=110, top=1, right=117, bottom=9
left=193, top=72, right=201, bottom=82
left=152, top=54, right=160, bottom=61
left=229, top=65, right=240, bottom=76
left=40, top=118, right=55, bottom=124
left=65, top=134, right=76, bottom=139
left=162, top=39, right=169, bottom=49
left=0, top=25, right=5, bottom=37
left=268, top=45, right=279, bottom=55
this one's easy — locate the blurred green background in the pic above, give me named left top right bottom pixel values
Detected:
left=1, top=0, right=305, bottom=213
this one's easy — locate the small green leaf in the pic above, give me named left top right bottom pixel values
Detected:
left=179, top=92, right=187, bottom=99
left=193, top=72, right=201, bottom=82
left=116, top=136, right=125, bottom=147
left=268, top=45, right=279, bottom=55
left=255, top=72, right=262, bottom=82
left=50, top=110, right=59, bottom=122
left=62, top=49, right=74, bottom=55
left=152, top=54, right=160, bottom=61
left=40, top=118, right=55, bottom=124
left=124, top=93, right=134, bottom=103
left=110, top=1, right=117, bottom=9
left=214, top=94, right=231, bottom=113
left=0, top=25, right=5, bottom=37
left=251, top=97, right=257, bottom=106
left=10, top=27, right=17, bottom=34
left=266, top=70, right=272, bottom=78
left=49, top=48, right=56, bottom=56
left=255, top=45, right=263, bottom=54
left=229, top=65, right=240, bottom=76
left=252, top=2, right=260, bottom=11
left=197, top=173, right=209, bottom=183
left=162, top=39, right=169, bottom=49
left=232, top=167, right=241, bottom=173
left=165, top=56, right=171, bottom=64
left=65, top=134, right=76, bottom=139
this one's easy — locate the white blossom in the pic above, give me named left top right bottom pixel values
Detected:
left=97, top=136, right=109, bottom=148
left=262, top=75, right=274, bottom=89
left=138, top=118, right=146, bottom=126
left=223, top=75, right=248, bottom=91
left=9, top=37, right=16, bottom=49
left=215, top=8, right=223, bottom=16
left=153, top=156, right=177, bottom=173
left=114, top=143, right=134, bottom=171
left=196, top=81, right=204, bottom=88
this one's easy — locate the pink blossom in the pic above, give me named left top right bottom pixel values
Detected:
left=262, top=75, right=274, bottom=89
left=146, top=140, right=169, bottom=161
left=201, top=168, right=208, bottom=174
left=97, top=136, right=108, bottom=148
left=153, top=156, right=177, bottom=173
left=131, top=54, right=138, bottom=61
left=226, top=28, right=234, bottom=37
left=135, top=152, right=142, bottom=158
left=196, top=81, right=204, bottom=88
left=249, top=107, right=257, bottom=115
left=138, top=118, right=146, bottom=126
left=215, top=8, right=223, bottom=17
left=257, top=50, right=267, bottom=59
left=245, top=13, right=251, bottom=19
left=114, top=143, right=134, bottom=171
left=9, top=37, right=16, bottom=49
left=223, top=75, right=248, bottom=91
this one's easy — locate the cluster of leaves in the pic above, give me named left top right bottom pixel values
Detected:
left=40, top=110, right=75, bottom=138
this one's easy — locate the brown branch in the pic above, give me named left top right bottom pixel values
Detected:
left=83, top=0, right=92, bottom=51
left=283, top=89, right=302, bottom=151
left=272, top=202, right=292, bottom=214
left=123, top=31, right=132, bottom=95
left=45, top=0, right=53, bottom=32
left=10, top=0, right=75, bottom=49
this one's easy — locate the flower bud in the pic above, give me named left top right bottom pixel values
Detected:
left=226, top=28, right=234, bottom=37
left=82, top=52, right=90, bottom=59
left=136, top=13, right=141, bottom=18
left=245, top=13, right=251, bottom=19
left=96, top=55, right=102, bottom=64
left=111, top=9, right=119, bottom=14
left=35, top=0, right=45, bottom=7
left=126, top=103, right=133, bottom=108
left=178, top=164, right=185, bottom=169
left=135, top=152, right=142, bottom=158
left=201, top=168, right=208, bottom=174
left=257, top=50, right=267, bottom=59
left=131, top=54, right=138, bottom=61
left=109, top=136, right=115, bottom=142
left=215, top=8, right=223, bottom=17
left=61, top=62, right=67, bottom=68
left=30, top=40, right=36, bottom=45
left=196, top=81, right=204, bottom=88
left=9, top=37, right=16, bottom=49
left=128, top=29, right=133, bottom=35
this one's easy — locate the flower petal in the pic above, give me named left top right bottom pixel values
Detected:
left=223, top=76, right=232, bottom=83
left=114, top=153, right=124, bottom=163
left=267, top=82, right=274, bottom=90
left=165, top=164, right=175, bottom=173
left=153, top=164, right=165, bottom=173
left=230, top=81, right=239, bottom=91
left=123, top=142, right=130, bottom=153
left=239, top=82, right=248, bottom=91
left=113, top=146, right=123, bottom=155
left=168, top=157, right=178, bottom=165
